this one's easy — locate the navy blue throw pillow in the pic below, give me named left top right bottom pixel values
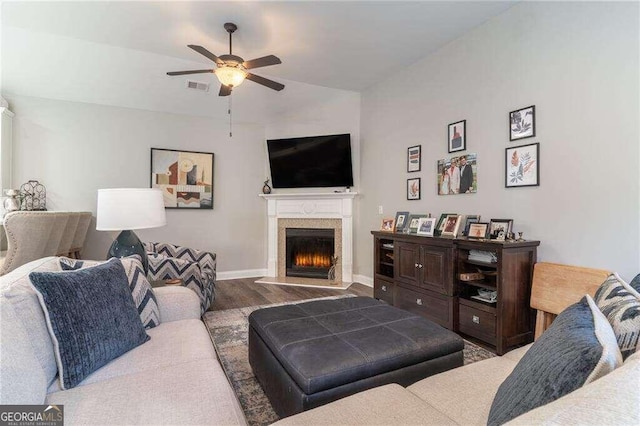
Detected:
left=30, top=258, right=150, bottom=389
left=487, top=295, right=621, bottom=425
left=630, top=273, right=640, bottom=293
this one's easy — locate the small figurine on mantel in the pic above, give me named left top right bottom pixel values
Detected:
left=328, top=255, right=339, bottom=281
left=262, top=179, right=272, bottom=194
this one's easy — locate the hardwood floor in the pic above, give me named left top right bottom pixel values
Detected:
left=209, top=277, right=373, bottom=311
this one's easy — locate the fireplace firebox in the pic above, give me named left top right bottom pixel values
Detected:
left=285, top=228, right=335, bottom=279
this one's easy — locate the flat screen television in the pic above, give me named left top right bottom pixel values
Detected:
left=267, top=133, right=353, bottom=188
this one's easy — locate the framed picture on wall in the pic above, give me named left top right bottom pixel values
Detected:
left=506, top=143, right=539, bottom=188
left=151, top=148, right=214, bottom=209
left=509, top=105, right=535, bottom=141
left=407, top=178, right=421, bottom=200
left=407, top=145, right=421, bottom=172
left=448, top=120, right=466, bottom=153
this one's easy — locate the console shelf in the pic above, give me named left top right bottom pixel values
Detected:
left=372, top=232, right=540, bottom=355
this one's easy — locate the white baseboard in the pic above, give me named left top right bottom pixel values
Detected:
left=217, top=269, right=268, bottom=281
left=353, top=274, right=373, bottom=287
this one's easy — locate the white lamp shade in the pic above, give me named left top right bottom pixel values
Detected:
left=96, top=188, right=167, bottom=231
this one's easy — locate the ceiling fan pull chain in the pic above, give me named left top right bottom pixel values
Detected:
left=228, top=95, right=233, bottom=138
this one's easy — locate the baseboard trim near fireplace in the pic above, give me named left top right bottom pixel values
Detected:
left=217, top=269, right=268, bottom=281
left=353, top=274, right=373, bottom=287
left=254, top=276, right=352, bottom=290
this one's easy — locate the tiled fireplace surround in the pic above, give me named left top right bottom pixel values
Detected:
left=258, top=192, right=356, bottom=287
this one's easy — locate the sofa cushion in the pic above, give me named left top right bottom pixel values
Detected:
left=488, top=295, right=622, bottom=426
left=0, top=257, right=63, bottom=392
left=47, top=319, right=215, bottom=392
left=273, top=383, right=457, bottom=426
left=630, top=273, right=640, bottom=292
left=58, top=256, right=160, bottom=329
left=46, top=360, right=246, bottom=425
left=408, top=356, right=519, bottom=425
left=594, top=273, right=640, bottom=359
left=507, top=349, right=640, bottom=425
left=30, top=258, right=150, bottom=389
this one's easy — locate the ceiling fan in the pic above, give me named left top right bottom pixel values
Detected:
left=167, top=22, right=284, bottom=96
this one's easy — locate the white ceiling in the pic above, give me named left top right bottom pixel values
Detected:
left=2, top=1, right=517, bottom=124
left=3, top=1, right=516, bottom=92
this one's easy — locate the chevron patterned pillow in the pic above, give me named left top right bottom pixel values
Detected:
left=594, top=273, right=640, bottom=360
left=58, top=256, right=160, bottom=329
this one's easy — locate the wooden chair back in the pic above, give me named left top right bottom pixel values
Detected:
left=530, top=262, right=610, bottom=340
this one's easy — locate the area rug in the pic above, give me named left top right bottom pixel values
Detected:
left=203, top=296, right=496, bottom=426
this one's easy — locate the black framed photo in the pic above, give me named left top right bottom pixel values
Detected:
left=509, top=105, right=535, bottom=141
left=448, top=120, right=466, bottom=153
left=407, top=145, right=421, bottom=172
left=506, top=143, right=539, bottom=188
left=468, top=222, right=489, bottom=239
left=407, top=178, right=421, bottom=200
left=393, top=211, right=410, bottom=233
left=151, top=148, right=214, bottom=209
left=489, top=219, right=513, bottom=240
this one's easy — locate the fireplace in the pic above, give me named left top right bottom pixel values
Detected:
left=286, top=228, right=335, bottom=279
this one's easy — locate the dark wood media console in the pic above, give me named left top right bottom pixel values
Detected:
left=372, top=231, right=540, bottom=355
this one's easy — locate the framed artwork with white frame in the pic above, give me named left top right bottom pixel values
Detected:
left=408, top=214, right=428, bottom=234
left=416, top=217, right=437, bottom=236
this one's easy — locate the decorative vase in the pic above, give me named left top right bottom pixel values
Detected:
left=3, top=189, right=21, bottom=214
left=262, top=179, right=272, bottom=194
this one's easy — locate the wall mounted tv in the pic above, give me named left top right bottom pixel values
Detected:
left=267, top=133, right=354, bottom=188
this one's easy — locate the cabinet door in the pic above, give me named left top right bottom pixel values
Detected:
left=420, top=246, right=449, bottom=294
left=395, top=242, right=420, bottom=286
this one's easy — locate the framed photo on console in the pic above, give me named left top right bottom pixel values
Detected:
left=468, top=222, right=489, bottom=239
left=441, top=215, right=462, bottom=237
left=416, top=218, right=437, bottom=236
left=394, top=211, right=410, bottom=233
left=408, top=214, right=428, bottom=234
left=380, top=218, right=395, bottom=232
left=489, top=219, right=513, bottom=240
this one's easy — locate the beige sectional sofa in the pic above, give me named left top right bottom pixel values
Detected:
left=0, top=257, right=246, bottom=425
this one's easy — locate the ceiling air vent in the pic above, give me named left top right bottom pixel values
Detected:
left=185, top=80, right=210, bottom=92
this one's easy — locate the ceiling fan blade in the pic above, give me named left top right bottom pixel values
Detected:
left=188, top=45, right=224, bottom=65
left=219, top=85, right=232, bottom=97
left=167, top=69, right=214, bottom=76
left=243, top=55, right=282, bottom=70
left=245, top=73, right=285, bottom=91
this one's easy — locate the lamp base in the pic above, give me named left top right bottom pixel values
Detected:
left=107, top=230, right=148, bottom=273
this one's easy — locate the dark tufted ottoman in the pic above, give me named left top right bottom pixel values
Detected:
left=248, top=296, right=464, bottom=418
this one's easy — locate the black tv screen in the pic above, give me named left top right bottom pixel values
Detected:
left=267, top=134, right=354, bottom=188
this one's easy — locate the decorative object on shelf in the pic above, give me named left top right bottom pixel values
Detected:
left=3, top=189, right=21, bottom=214
left=327, top=255, right=338, bottom=281
left=441, top=214, right=463, bottom=237
left=468, top=222, right=489, bottom=239
left=262, top=178, right=272, bottom=194
left=19, top=180, right=47, bottom=211
left=416, top=217, right=437, bottom=236
left=509, top=105, right=535, bottom=141
left=437, top=154, right=477, bottom=195
left=448, top=119, right=466, bottom=153
left=489, top=219, right=514, bottom=240
left=407, top=145, right=421, bottom=172
left=393, top=211, right=410, bottom=233
left=407, top=177, right=421, bottom=200
left=506, top=142, right=539, bottom=188
left=435, top=213, right=456, bottom=236
left=459, top=272, right=486, bottom=281
left=380, top=218, right=395, bottom=232
left=517, top=232, right=524, bottom=241
left=96, top=188, right=167, bottom=273
left=462, top=215, right=481, bottom=236
left=151, top=148, right=214, bottom=209
left=407, top=214, right=428, bottom=234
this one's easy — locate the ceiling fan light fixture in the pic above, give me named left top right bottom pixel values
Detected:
left=215, top=65, right=247, bottom=87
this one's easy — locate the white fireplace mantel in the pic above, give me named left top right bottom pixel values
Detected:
left=259, top=192, right=358, bottom=283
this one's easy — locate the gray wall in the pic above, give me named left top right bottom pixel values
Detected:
left=356, top=2, right=639, bottom=280
left=8, top=95, right=268, bottom=277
